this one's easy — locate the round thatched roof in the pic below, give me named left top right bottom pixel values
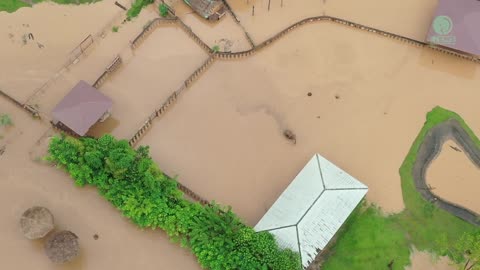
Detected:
left=20, top=206, right=54, bottom=239
left=45, top=230, right=80, bottom=264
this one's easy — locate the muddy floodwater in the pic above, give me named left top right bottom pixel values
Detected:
left=0, top=98, right=201, bottom=270
left=141, top=22, right=480, bottom=224
left=1, top=0, right=479, bottom=269
left=427, top=140, right=480, bottom=214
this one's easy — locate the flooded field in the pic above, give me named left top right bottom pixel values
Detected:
left=1, top=0, right=479, bottom=269
left=172, top=1, right=252, bottom=52
left=0, top=98, right=200, bottom=270
left=96, top=26, right=209, bottom=139
left=427, top=140, right=480, bottom=214
left=228, top=0, right=437, bottom=43
left=26, top=9, right=158, bottom=122
left=141, top=22, right=480, bottom=225
left=0, top=0, right=128, bottom=102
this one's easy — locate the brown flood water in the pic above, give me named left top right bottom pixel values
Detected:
left=0, top=0, right=126, bottom=101
left=1, top=0, right=479, bottom=269
left=228, top=0, right=437, bottom=43
left=141, top=22, right=480, bottom=225
left=0, top=98, right=201, bottom=270
left=427, top=140, right=480, bottom=214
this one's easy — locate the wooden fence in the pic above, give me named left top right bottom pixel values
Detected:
left=93, top=55, right=123, bottom=89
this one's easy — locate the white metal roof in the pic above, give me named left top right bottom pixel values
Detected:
left=254, top=154, right=368, bottom=268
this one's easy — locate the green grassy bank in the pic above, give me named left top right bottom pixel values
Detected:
left=322, top=106, right=478, bottom=270
left=0, top=0, right=100, bottom=13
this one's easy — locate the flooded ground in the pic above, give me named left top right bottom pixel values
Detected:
left=171, top=1, right=252, bottom=52
left=1, top=0, right=479, bottom=270
left=0, top=98, right=200, bottom=270
left=0, top=0, right=129, bottom=102
left=97, top=25, right=209, bottom=139
left=228, top=0, right=437, bottom=43
left=141, top=22, right=480, bottom=225
left=427, top=140, right=480, bottom=214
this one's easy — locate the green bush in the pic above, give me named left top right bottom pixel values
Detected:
left=47, top=134, right=300, bottom=270
left=112, top=26, right=119, bottom=32
left=159, top=3, right=169, bottom=17
left=127, top=0, right=154, bottom=19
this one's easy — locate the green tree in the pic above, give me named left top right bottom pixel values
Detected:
left=441, top=231, right=480, bottom=270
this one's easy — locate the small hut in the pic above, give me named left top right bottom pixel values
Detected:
left=45, top=230, right=80, bottom=264
left=51, top=80, right=113, bottom=136
left=20, top=206, right=54, bottom=240
left=183, top=0, right=226, bottom=21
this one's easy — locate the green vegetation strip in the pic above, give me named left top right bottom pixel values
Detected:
left=47, top=135, right=300, bottom=270
left=0, top=0, right=100, bottom=13
left=322, top=106, right=478, bottom=270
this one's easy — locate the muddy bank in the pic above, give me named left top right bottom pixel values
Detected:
left=413, top=119, right=480, bottom=225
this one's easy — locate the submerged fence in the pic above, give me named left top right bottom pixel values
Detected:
left=93, top=55, right=123, bottom=89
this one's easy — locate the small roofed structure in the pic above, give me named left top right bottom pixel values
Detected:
left=45, top=230, right=80, bottom=264
left=183, top=0, right=226, bottom=21
left=426, top=0, right=480, bottom=58
left=52, top=80, right=112, bottom=136
left=254, top=154, right=368, bottom=269
left=20, top=206, right=54, bottom=240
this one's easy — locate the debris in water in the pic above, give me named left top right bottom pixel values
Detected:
left=307, top=92, right=312, bottom=96
left=334, top=94, right=340, bottom=99
left=283, top=129, right=296, bottom=144
left=449, top=145, right=462, bottom=152
left=93, top=234, right=99, bottom=240
left=0, top=145, right=5, bottom=155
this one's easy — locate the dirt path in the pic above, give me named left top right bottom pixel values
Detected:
left=413, top=119, right=480, bottom=225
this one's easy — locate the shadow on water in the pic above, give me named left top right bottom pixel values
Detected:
left=87, top=117, right=120, bottom=138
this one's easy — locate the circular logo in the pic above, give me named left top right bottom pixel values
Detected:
left=433, top=15, right=453, bottom=35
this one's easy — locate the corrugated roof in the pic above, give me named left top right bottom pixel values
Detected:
left=183, top=0, right=223, bottom=19
left=52, top=80, right=112, bottom=136
left=426, top=0, right=480, bottom=56
left=254, top=154, right=368, bottom=268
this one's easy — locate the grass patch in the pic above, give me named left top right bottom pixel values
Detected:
left=0, top=0, right=30, bottom=13
left=322, top=203, right=410, bottom=270
left=322, top=106, right=478, bottom=270
left=112, top=25, right=119, bottom=32
left=1, top=0, right=101, bottom=13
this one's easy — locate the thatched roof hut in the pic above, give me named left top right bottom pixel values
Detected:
left=45, top=230, right=80, bottom=263
left=20, top=206, right=54, bottom=240
left=183, top=0, right=226, bottom=21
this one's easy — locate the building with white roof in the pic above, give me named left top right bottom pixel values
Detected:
left=254, top=154, right=368, bottom=268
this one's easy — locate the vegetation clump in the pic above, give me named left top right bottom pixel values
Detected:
left=159, top=3, right=169, bottom=18
left=47, top=134, right=300, bottom=270
left=322, top=106, right=479, bottom=270
left=127, top=0, right=154, bottom=20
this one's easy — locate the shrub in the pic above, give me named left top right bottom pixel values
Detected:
left=112, top=26, right=119, bottom=32
left=212, top=45, right=220, bottom=53
left=159, top=3, right=168, bottom=17
left=127, top=0, right=154, bottom=19
left=0, top=114, right=13, bottom=126
left=47, top=134, right=300, bottom=270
